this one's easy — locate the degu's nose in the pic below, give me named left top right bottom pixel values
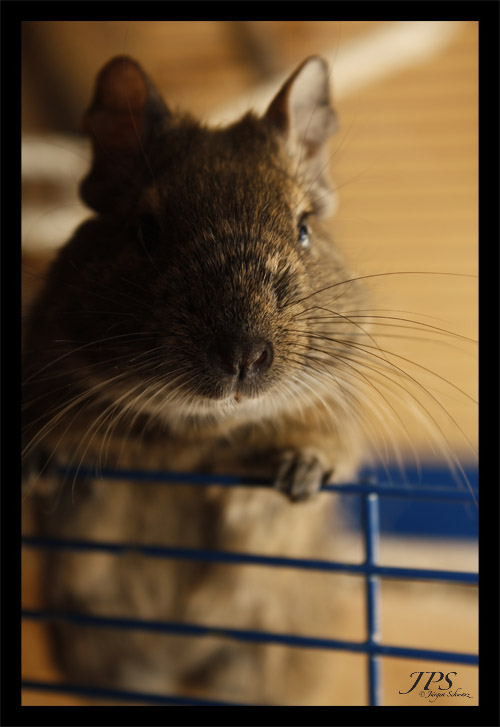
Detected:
left=212, top=336, right=274, bottom=380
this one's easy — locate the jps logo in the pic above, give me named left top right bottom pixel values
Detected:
left=399, top=671, right=473, bottom=702
left=399, top=671, right=456, bottom=693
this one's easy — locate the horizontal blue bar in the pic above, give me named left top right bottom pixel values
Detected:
left=21, top=679, right=246, bottom=706
left=55, top=466, right=272, bottom=487
left=22, top=609, right=478, bottom=665
left=54, top=466, right=478, bottom=502
left=21, top=536, right=478, bottom=584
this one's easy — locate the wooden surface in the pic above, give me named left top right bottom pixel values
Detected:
left=21, top=21, right=478, bottom=707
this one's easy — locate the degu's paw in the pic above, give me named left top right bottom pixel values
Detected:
left=274, top=448, right=333, bottom=502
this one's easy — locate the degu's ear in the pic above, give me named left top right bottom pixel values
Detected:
left=80, top=56, right=170, bottom=214
left=265, top=56, right=338, bottom=217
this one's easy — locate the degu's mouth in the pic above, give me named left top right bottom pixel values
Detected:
left=197, top=388, right=266, bottom=409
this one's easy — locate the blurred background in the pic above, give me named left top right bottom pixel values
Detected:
left=22, top=20, right=478, bottom=706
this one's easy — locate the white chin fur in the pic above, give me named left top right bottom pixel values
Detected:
left=171, top=393, right=270, bottom=423
left=152, top=386, right=304, bottom=428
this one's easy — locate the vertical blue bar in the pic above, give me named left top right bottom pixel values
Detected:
left=363, top=493, right=382, bottom=706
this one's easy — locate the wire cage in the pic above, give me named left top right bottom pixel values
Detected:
left=21, top=463, right=478, bottom=707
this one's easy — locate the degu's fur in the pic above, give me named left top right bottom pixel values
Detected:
left=23, top=56, right=374, bottom=705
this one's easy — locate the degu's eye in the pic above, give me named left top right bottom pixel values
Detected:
left=297, top=216, right=311, bottom=250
